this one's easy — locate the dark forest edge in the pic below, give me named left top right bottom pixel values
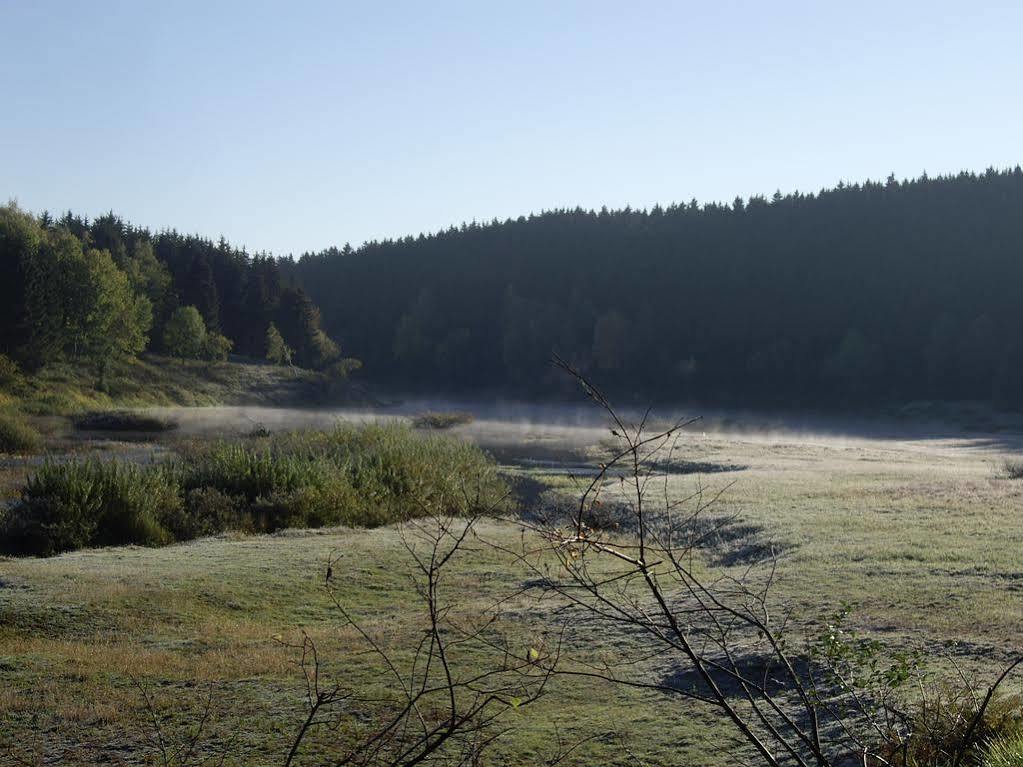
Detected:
left=8, top=166, right=1023, bottom=413
left=290, top=166, right=1023, bottom=409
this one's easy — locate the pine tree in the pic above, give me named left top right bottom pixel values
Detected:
left=185, top=253, right=220, bottom=333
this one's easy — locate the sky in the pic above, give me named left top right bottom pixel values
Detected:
left=2, top=0, right=1022, bottom=255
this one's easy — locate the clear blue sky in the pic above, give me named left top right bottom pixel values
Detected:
left=3, top=1, right=1021, bottom=255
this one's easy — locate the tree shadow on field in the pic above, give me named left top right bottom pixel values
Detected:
left=656, top=651, right=819, bottom=711
left=515, top=486, right=787, bottom=567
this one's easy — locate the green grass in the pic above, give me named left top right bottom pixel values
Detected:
left=0, top=409, right=42, bottom=453
left=985, top=730, right=1023, bottom=767
left=0, top=459, right=182, bottom=555
left=1, top=422, right=508, bottom=556
left=0, top=521, right=741, bottom=766
left=12, top=354, right=327, bottom=416
left=3, top=422, right=1023, bottom=764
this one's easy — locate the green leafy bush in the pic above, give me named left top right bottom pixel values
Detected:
left=321, top=422, right=504, bottom=518
left=0, top=410, right=42, bottom=453
left=162, top=305, right=207, bottom=359
left=201, top=332, right=233, bottom=362
left=166, top=487, right=244, bottom=539
left=183, top=423, right=506, bottom=526
left=1, top=460, right=181, bottom=555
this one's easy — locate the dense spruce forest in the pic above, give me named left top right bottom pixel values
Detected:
left=0, top=204, right=344, bottom=383
left=6, top=167, right=1023, bottom=408
left=289, top=168, right=1023, bottom=407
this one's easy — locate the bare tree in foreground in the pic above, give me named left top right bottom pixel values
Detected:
left=281, top=509, right=558, bottom=767
left=488, top=356, right=1023, bottom=767
left=120, top=361, right=1022, bottom=767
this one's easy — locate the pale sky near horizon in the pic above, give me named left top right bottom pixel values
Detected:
left=2, top=1, right=1022, bottom=255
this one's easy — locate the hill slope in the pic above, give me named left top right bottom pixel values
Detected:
left=291, top=168, right=1023, bottom=407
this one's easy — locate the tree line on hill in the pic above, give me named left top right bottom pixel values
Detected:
left=0, top=203, right=344, bottom=385
left=286, top=167, right=1023, bottom=408
left=8, top=166, right=1023, bottom=408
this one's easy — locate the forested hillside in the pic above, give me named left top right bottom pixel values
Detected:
left=0, top=205, right=343, bottom=383
left=8, top=167, right=1023, bottom=408
left=290, top=168, right=1023, bottom=407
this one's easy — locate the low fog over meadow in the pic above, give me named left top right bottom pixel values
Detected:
left=5, top=2, right=1023, bottom=766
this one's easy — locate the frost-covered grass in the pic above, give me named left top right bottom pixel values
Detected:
left=3, top=419, right=1023, bottom=764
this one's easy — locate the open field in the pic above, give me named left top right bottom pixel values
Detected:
left=2, top=404, right=1023, bottom=765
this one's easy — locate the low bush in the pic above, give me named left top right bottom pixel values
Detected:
left=166, top=487, right=245, bottom=539
left=181, top=443, right=330, bottom=502
left=411, top=411, right=475, bottom=430
left=319, top=422, right=505, bottom=517
left=3, top=422, right=507, bottom=556
left=75, top=410, right=178, bottom=433
left=184, top=422, right=507, bottom=527
left=883, top=689, right=1023, bottom=767
left=0, top=410, right=43, bottom=453
left=1, top=460, right=181, bottom=555
left=1002, top=459, right=1023, bottom=479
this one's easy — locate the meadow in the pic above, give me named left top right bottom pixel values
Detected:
left=2, top=402, right=1023, bottom=765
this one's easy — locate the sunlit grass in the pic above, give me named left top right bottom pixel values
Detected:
left=3, top=424, right=1023, bottom=764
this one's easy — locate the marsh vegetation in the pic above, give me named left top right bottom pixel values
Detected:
left=2, top=380, right=1022, bottom=765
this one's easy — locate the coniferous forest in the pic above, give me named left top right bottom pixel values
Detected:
left=6, top=167, right=1023, bottom=408
left=290, top=168, right=1023, bottom=408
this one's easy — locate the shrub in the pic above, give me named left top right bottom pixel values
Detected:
left=884, top=689, right=1023, bottom=767
left=75, top=410, right=178, bottom=433
left=3, top=422, right=507, bottom=556
left=165, top=487, right=244, bottom=539
left=1003, top=459, right=1023, bottom=479
left=0, top=354, right=25, bottom=391
left=321, top=422, right=505, bottom=518
left=162, top=306, right=207, bottom=359
left=1, top=460, right=181, bottom=555
left=0, top=410, right=42, bottom=453
left=201, top=332, right=233, bottom=362
left=180, top=443, right=330, bottom=502
left=411, top=411, right=474, bottom=430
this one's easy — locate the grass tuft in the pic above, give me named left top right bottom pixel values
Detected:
left=882, top=690, right=1023, bottom=766
left=985, top=729, right=1023, bottom=767
left=0, top=460, right=181, bottom=555
left=0, top=410, right=43, bottom=453
left=411, top=411, right=475, bottom=430
left=2, top=421, right=507, bottom=556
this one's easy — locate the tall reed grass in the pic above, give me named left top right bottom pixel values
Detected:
left=0, top=422, right=507, bottom=556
